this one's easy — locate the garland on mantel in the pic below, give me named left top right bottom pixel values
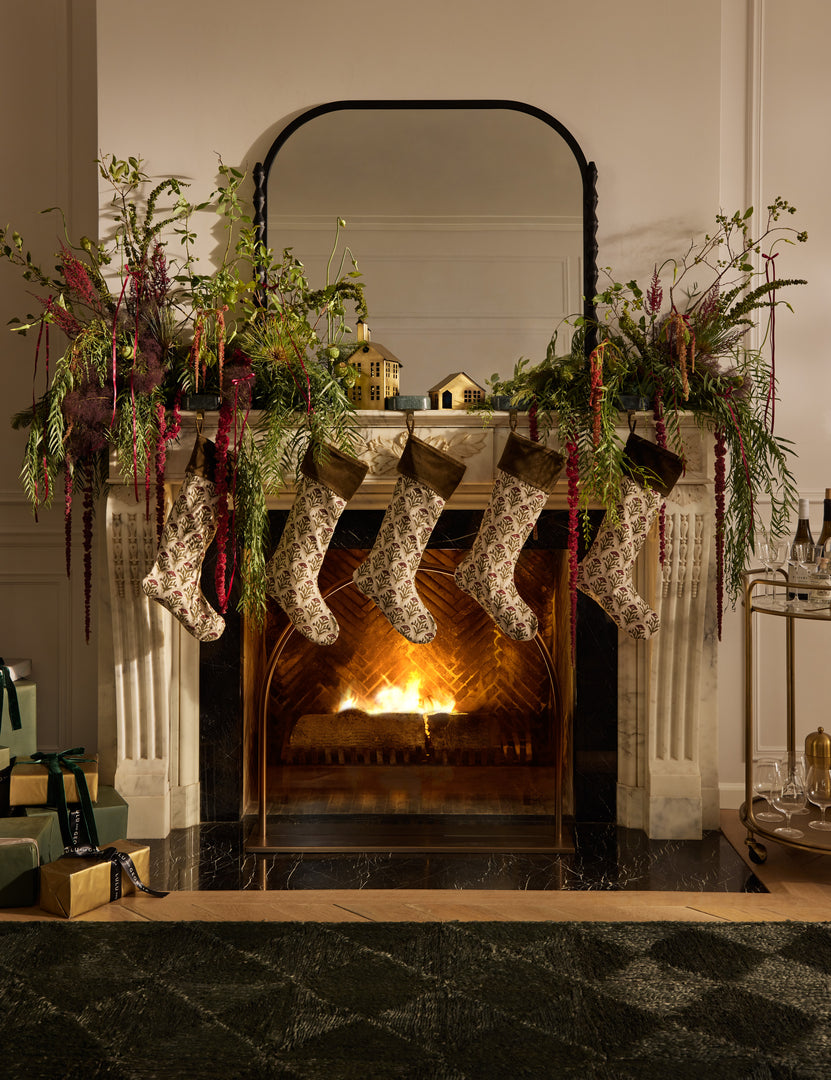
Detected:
left=482, top=200, right=807, bottom=636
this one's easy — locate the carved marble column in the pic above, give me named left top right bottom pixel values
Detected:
left=99, top=485, right=201, bottom=838
left=616, top=419, right=719, bottom=838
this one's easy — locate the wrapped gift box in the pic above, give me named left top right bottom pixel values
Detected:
left=1, top=659, right=32, bottom=682
left=0, top=679, right=36, bottom=760
left=0, top=814, right=61, bottom=907
left=39, top=840, right=151, bottom=918
left=0, top=838, right=38, bottom=908
left=10, top=755, right=98, bottom=806
left=23, top=785, right=128, bottom=849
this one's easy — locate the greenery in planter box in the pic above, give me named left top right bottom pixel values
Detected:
left=484, top=200, right=807, bottom=633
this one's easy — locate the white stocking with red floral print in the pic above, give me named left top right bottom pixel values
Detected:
left=454, top=469, right=549, bottom=642
left=576, top=476, right=662, bottom=639
left=142, top=470, right=225, bottom=643
left=266, top=477, right=348, bottom=647
left=353, top=475, right=447, bottom=645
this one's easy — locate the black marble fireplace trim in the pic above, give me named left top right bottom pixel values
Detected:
left=198, top=509, right=617, bottom=823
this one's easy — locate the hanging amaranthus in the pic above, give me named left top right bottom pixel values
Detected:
left=714, top=428, right=727, bottom=640
left=588, top=341, right=606, bottom=446
left=64, top=463, right=73, bottom=579
left=214, top=399, right=233, bottom=614
left=83, top=482, right=94, bottom=643
left=566, top=438, right=580, bottom=662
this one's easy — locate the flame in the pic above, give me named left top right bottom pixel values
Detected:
left=339, top=674, right=455, bottom=715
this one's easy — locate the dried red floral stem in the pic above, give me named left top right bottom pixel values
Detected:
left=528, top=399, right=539, bottom=442
left=714, top=428, right=727, bottom=640
left=64, top=463, right=72, bottom=579
left=166, top=392, right=182, bottom=443
left=191, top=316, right=204, bottom=392
left=566, top=438, right=580, bottom=662
left=154, top=401, right=167, bottom=548
left=214, top=399, right=233, bottom=613
left=217, top=307, right=227, bottom=392
left=83, top=482, right=94, bottom=643
left=588, top=342, right=606, bottom=446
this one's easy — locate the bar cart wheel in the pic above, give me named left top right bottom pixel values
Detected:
left=744, top=836, right=768, bottom=864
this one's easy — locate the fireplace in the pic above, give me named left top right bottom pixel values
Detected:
left=101, top=409, right=720, bottom=842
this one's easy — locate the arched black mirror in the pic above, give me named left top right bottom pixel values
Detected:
left=254, top=100, right=597, bottom=395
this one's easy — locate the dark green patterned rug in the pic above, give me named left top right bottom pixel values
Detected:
left=1, top=920, right=830, bottom=1079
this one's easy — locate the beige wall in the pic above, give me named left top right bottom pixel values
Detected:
left=2, top=0, right=828, bottom=806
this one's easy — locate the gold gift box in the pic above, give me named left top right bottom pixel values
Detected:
left=9, top=756, right=98, bottom=806
left=39, top=840, right=151, bottom=918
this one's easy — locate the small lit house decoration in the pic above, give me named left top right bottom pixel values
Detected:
left=428, top=372, right=487, bottom=410
left=348, top=320, right=402, bottom=410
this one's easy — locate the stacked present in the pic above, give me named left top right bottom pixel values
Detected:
left=0, top=658, right=166, bottom=915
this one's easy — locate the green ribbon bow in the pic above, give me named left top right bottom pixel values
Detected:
left=0, top=658, right=22, bottom=732
left=28, top=748, right=99, bottom=850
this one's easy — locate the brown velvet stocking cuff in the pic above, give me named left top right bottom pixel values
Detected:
left=498, top=431, right=565, bottom=494
left=301, top=443, right=369, bottom=501
left=397, top=435, right=467, bottom=501
left=186, top=432, right=217, bottom=481
left=622, top=432, right=683, bottom=497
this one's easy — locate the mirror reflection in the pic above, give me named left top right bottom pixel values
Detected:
left=263, top=106, right=587, bottom=399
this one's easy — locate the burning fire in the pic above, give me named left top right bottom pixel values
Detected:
left=339, top=674, right=455, bottom=715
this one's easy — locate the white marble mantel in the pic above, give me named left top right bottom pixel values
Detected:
left=100, top=409, right=719, bottom=840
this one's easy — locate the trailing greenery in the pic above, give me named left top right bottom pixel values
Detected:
left=3, top=154, right=368, bottom=631
left=485, top=200, right=807, bottom=614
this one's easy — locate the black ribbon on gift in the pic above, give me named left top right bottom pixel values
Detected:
left=0, top=658, right=22, bottom=732
left=28, top=748, right=99, bottom=850
left=65, top=845, right=168, bottom=900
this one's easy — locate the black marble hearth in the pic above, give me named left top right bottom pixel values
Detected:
left=141, top=820, right=764, bottom=893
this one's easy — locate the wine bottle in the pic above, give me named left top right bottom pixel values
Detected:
left=789, top=498, right=815, bottom=601
left=817, top=488, right=831, bottom=549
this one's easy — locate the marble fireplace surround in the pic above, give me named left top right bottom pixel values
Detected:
left=99, top=410, right=719, bottom=841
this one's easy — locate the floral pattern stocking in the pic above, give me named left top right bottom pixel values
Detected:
left=142, top=470, right=225, bottom=642
left=353, top=475, right=447, bottom=644
left=576, top=476, right=663, bottom=639
left=266, top=478, right=349, bottom=646
left=454, top=469, right=550, bottom=641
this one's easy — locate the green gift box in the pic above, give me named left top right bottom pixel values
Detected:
left=0, top=814, right=60, bottom=907
left=0, top=678, right=37, bottom=760
left=23, top=785, right=129, bottom=850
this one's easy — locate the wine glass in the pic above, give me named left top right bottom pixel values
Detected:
left=752, top=760, right=783, bottom=821
left=807, top=764, right=831, bottom=831
left=764, top=536, right=791, bottom=600
left=755, top=529, right=773, bottom=597
left=771, top=759, right=808, bottom=838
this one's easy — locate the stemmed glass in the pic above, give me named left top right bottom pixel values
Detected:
left=806, top=764, right=831, bottom=831
left=757, top=532, right=790, bottom=600
left=771, top=759, right=808, bottom=838
left=790, top=541, right=817, bottom=610
left=752, top=760, right=783, bottom=822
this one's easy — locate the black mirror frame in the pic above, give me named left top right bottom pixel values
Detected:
left=253, top=99, right=598, bottom=350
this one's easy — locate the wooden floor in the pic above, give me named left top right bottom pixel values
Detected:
left=2, top=811, right=831, bottom=923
